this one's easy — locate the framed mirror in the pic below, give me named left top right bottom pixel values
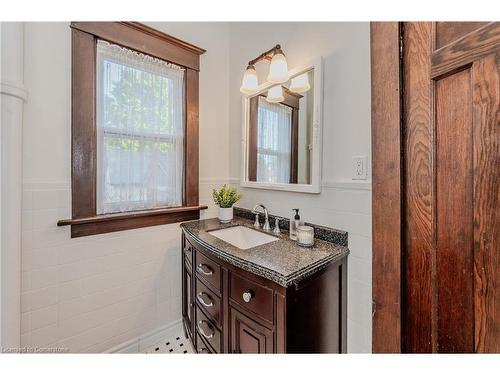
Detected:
left=240, top=58, right=323, bottom=193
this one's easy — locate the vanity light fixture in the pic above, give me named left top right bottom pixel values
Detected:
left=267, top=47, right=289, bottom=84
left=240, top=65, right=259, bottom=95
left=266, top=85, right=285, bottom=103
left=289, top=72, right=311, bottom=93
left=239, top=44, right=289, bottom=96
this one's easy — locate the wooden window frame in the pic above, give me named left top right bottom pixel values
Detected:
left=58, top=22, right=207, bottom=237
left=247, top=88, right=301, bottom=184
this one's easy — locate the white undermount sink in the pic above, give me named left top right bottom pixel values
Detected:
left=208, top=225, right=279, bottom=250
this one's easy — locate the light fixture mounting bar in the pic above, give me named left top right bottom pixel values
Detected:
left=248, top=44, right=282, bottom=66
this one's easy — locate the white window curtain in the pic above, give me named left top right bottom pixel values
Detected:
left=96, top=40, right=185, bottom=214
left=256, top=96, right=292, bottom=183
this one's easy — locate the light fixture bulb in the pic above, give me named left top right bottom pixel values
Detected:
left=240, top=65, right=258, bottom=95
left=267, top=49, right=289, bottom=84
left=289, top=72, right=311, bottom=93
left=266, top=85, right=284, bottom=103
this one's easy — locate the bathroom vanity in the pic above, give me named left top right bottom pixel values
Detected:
left=180, top=208, right=349, bottom=353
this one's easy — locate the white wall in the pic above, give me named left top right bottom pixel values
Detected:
left=21, top=22, right=230, bottom=352
left=228, top=23, right=372, bottom=352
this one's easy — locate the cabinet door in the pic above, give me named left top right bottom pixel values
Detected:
left=230, top=307, right=273, bottom=353
left=182, top=262, right=194, bottom=339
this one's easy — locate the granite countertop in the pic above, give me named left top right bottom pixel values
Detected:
left=180, top=216, right=349, bottom=287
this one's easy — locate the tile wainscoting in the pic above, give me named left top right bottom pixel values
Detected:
left=20, top=178, right=223, bottom=353
left=20, top=177, right=371, bottom=353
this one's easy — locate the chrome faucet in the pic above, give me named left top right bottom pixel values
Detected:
left=252, top=204, right=271, bottom=231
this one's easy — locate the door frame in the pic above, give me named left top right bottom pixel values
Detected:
left=370, top=22, right=403, bottom=353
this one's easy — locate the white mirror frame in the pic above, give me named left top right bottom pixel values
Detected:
left=240, top=57, right=323, bottom=194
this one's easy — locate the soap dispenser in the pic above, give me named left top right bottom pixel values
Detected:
left=289, top=208, right=302, bottom=241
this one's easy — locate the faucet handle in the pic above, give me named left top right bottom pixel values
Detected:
left=254, top=213, right=260, bottom=228
left=273, top=217, right=281, bottom=235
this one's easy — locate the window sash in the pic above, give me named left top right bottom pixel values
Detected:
left=96, top=40, right=185, bottom=214
left=256, top=97, right=292, bottom=184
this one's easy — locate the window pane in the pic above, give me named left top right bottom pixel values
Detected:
left=96, top=40, right=185, bottom=214
left=256, top=96, right=292, bottom=183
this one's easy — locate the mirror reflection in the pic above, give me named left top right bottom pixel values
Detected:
left=247, top=69, right=314, bottom=185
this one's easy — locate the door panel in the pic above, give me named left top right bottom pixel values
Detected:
left=435, top=22, right=489, bottom=49
left=182, top=262, right=194, bottom=339
left=230, top=307, right=273, bottom=354
left=401, top=21, right=499, bottom=353
left=472, top=52, right=500, bottom=352
left=435, top=68, right=475, bottom=352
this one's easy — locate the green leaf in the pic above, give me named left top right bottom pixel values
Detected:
left=212, top=184, right=242, bottom=208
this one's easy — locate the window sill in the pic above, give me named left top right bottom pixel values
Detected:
left=58, top=205, right=208, bottom=238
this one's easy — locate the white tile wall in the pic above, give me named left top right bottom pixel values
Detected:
left=20, top=180, right=220, bottom=353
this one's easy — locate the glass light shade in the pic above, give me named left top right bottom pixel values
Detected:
left=266, top=51, right=289, bottom=84
left=240, top=65, right=258, bottom=95
left=266, top=85, right=284, bottom=103
left=289, top=72, right=311, bottom=93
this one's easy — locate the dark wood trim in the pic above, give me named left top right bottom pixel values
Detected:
left=71, top=29, right=97, bottom=219
left=68, top=22, right=205, bottom=237
left=370, top=22, right=402, bottom=353
left=290, top=108, right=299, bottom=184
left=247, top=96, right=259, bottom=182
left=57, top=205, right=208, bottom=226
left=185, top=68, right=200, bottom=207
left=281, top=87, right=302, bottom=109
left=402, top=22, right=437, bottom=353
left=70, top=210, right=201, bottom=238
left=70, top=22, right=205, bottom=71
left=431, top=22, right=500, bottom=78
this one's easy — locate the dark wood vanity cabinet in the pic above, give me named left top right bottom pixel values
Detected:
left=181, top=239, right=194, bottom=340
left=181, top=231, right=347, bottom=353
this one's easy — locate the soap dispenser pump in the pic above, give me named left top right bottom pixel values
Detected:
left=289, top=208, right=301, bottom=241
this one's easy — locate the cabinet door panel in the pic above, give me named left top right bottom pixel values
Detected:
left=182, top=262, right=194, bottom=339
left=230, top=307, right=273, bottom=353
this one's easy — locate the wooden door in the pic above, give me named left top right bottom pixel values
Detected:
left=230, top=307, right=274, bottom=353
left=402, top=22, right=499, bottom=353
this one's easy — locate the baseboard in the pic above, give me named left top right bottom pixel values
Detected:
left=105, top=319, right=183, bottom=353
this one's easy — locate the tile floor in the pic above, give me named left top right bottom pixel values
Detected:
left=143, top=328, right=195, bottom=354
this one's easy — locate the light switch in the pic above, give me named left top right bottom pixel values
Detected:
left=352, top=156, right=368, bottom=180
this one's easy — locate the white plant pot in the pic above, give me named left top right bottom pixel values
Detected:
left=218, top=207, right=233, bottom=223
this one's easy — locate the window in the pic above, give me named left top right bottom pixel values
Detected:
left=58, top=22, right=206, bottom=237
left=256, top=97, right=292, bottom=183
left=96, top=41, right=185, bottom=214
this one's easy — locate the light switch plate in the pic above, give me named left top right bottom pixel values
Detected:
left=352, top=156, right=368, bottom=180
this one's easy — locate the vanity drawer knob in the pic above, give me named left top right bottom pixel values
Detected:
left=242, top=290, right=254, bottom=303
left=197, top=320, right=214, bottom=339
left=197, top=292, right=214, bottom=307
left=197, top=263, right=214, bottom=276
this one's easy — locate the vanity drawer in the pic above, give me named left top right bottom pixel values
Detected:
left=196, top=277, right=222, bottom=326
left=195, top=250, right=221, bottom=292
left=230, top=273, right=274, bottom=322
left=196, top=333, right=212, bottom=354
left=196, top=305, right=221, bottom=353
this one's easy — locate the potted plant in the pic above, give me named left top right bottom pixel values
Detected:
left=212, top=184, right=242, bottom=223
